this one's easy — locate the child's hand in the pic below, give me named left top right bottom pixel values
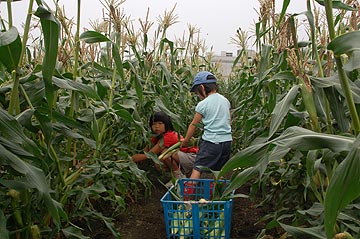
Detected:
left=180, top=140, right=188, bottom=148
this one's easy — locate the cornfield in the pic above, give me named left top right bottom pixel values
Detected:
left=0, top=0, right=360, bottom=238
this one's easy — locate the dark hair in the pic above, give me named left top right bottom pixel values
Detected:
left=192, top=82, right=218, bottom=97
left=149, top=111, right=174, bottom=132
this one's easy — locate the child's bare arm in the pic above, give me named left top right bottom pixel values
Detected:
left=181, top=112, right=202, bottom=148
left=132, top=141, right=165, bottom=163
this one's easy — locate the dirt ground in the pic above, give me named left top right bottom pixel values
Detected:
left=114, top=173, right=268, bottom=239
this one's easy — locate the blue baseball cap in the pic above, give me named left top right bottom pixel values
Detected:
left=190, top=71, right=217, bottom=92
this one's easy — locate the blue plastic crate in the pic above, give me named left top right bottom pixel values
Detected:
left=160, top=178, right=233, bottom=239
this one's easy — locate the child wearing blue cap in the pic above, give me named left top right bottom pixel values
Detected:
left=180, top=71, right=232, bottom=179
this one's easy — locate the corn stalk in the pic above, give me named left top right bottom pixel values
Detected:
left=323, top=0, right=360, bottom=135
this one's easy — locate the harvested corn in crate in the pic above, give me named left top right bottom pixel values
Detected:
left=160, top=178, right=233, bottom=239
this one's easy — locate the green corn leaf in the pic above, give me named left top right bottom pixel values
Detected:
left=0, top=108, right=41, bottom=157
left=324, top=136, right=360, bottom=238
left=34, top=6, right=60, bottom=110
left=324, top=87, right=350, bottom=133
left=315, top=0, right=356, bottom=11
left=279, top=223, right=326, bottom=239
left=112, top=41, right=125, bottom=80
left=52, top=76, right=101, bottom=100
left=0, top=210, right=9, bottom=239
left=62, top=226, right=90, bottom=239
left=269, top=85, right=300, bottom=139
left=114, top=108, right=135, bottom=122
left=0, top=144, right=61, bottom=226
left=328, top=31, right=360, bottom=55
left=344, top=50, right=360, bottom=72
left=220, top=126, right=355, bottom=177
left=0, top=27, right=21, bottom=73
left=276, top=0, right=290, bottom=29
left=80, top=30, right=110, bottom=43
left=311, top=75, right=360, bottom=103
left=268, top=71, right=297, bottom=83
left=52, top=123, right=96, bottom=148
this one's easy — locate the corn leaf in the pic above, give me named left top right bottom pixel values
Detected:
left=111, top=39, right=125, bottom=80
left=0, top=210, right=9, bottom=239
left=311, top=75, right=360, bottom=103
left=34, top=6, right=60, bottom=110
left=0, top=144, right=61, bottom=226
left=315, top=0, right=356, bottom=11
left=52, top=76, right=101, bottom=100
left=276, top=0, right=290, bottom=29
left=269, top=85, right=300, bottom=139
left=324, top=136, right=360, bottom=238
left=62, top=227, right=90, bottom=239
left=328, top=31, right=360, bottom=55
left=344, top=50, right=360, bottom=72
left=279, top=223, right=326, bottom=239
left=114, top=108, right=135, bottom=122
left=80, top=30, right=110, bottom=43
left=0, top=108, right=41, bottom=157
left=0, top=27, right=21, bottom=73
left=220, top=127, right=355, bottom=178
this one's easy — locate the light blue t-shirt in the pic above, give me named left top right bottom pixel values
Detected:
left=195, top=93, right=232, bottom=143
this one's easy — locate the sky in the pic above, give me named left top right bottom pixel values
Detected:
left=0, top=0, right=307, bottom=55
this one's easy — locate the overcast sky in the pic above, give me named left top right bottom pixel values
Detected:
left=0, top=0, right=307, bottom=54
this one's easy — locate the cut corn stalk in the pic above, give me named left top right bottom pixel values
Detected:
left=209, top=211, right=225, bottom=237
left=158, top=141, right=181, bottom=160
left=178, top=210, right=193, bottom=238
left=63, top=167, right=84, bottom=188
left=170, top=210, right=180, bottom=235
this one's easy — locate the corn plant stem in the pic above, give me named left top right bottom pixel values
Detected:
left=324, top=0, right=360, bottom=135
left=289, top=17, right=320, bottom=132
left=314, top=51, right=332, bottom=133
left=66, top=0, right=81, bottom=161
left=20, top=85, right=34, bottom=109
left=7, top=0, right=34, bottom=114
left=94, top=120, right=107, bottom=158
left=335, top=56, right=360, bottom=133
left=50, top=144, right=65, bottom=186
left=6, top=0, right=13, bottom=28
left=69, top=0, right=81, bottom=118
left=9, top=0, right=36, bottom=115
left=24, top=190, right=32, bottom=238
left=8, top=70, right=20, bottom=115
left=19, top=0, right=34, bottom=66
left=307, top=0, right=332, bottom=133
left=108, top=66, right=117, bottom=108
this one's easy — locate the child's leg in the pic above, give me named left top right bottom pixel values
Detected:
left=174, top=151, right=196, bottom=178
left=189, top=168, right=201, bottom=179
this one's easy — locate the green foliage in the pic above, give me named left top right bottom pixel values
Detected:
left=2, top=0, right=360, bottom=238
left=223, top=1, right=360, bottom=238
left=0, top=1, right=218, bottom=238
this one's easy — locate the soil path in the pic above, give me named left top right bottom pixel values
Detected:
left=116, top=178, right=266, bottom=239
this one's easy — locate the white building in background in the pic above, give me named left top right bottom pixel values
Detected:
left=211, top=50, right=256, bottom=79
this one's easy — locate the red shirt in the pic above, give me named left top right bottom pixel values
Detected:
left=151, top=131, right=198, bottom=154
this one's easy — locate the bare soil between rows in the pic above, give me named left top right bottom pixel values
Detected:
left=86, top=171, right=271, bottom=239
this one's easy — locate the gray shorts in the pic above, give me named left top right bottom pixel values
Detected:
left=194, top=139, right=231, bottom=172
left=178, top=151, right=196, bottom=177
